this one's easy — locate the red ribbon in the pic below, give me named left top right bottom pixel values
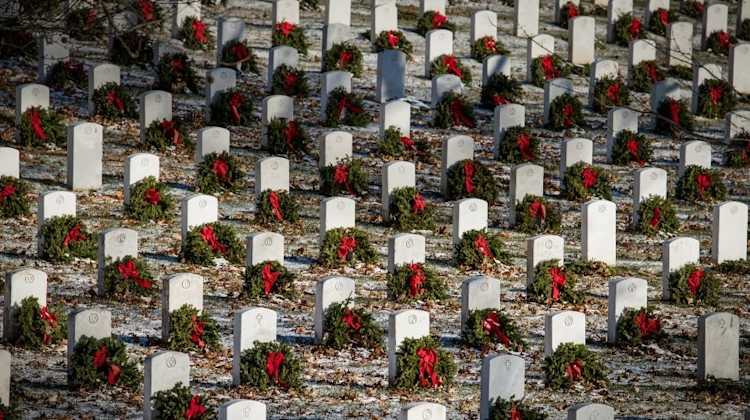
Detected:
left=492, top=95, right=508, bottom=106
left=451, top=99, right=475, bottom=127
left=474, top=235, right=494, bottom=258
left=483, top=37, right=496, bottom=52
left=528, top=199, right=546, bottom=223
left=606, top=82, right=621, bottom=104
left=717, top=31, right=731, bottom=49
left=138, top=0, right=155, bottom=21
left=185, top=395, right=208, bottom=420
left=562, top=103, right=574, bottom=128
left=407, top=263, right=425, bottom=297
left=687, top=268, right=704, bottom=296
left=482, top=312, right=511, bottom=346
left=229, top=93, right=245, bottom=125
left=628, top=17, right=642, bottom=38
left=442, top=55, right=462, bottom=79
left=63, top=225, right=85, bottom=247
left=200, top=225, right=227, bottom=254
left=657, top=9, right=669, bottom=26
left=0, top=184, right=16, bottom=202
left=510, top=406, right=523, bottom=420
left=626, top=138, right=643, bottom=164
left=85, top=8, right=97, bottom=27
left=93, top=345, right=108, bottom=369
left=338, top=51, right=353, bottom=68
left=634, top=311, right=661, bottom=337
left=92, top=345, right=122, bottom=385
left=190, top=314, right=206, bottom=349
left=283, top=71, right=298, bottom=92
left=261, top=262, right=282, bottom=295
left=696, top=172, right=711, bottom=196
left=336, top=97, right=363, bottom=121
left=649, top=207, right=661, bottom=228
left=266, top=351, right=285, bottom=385
left=268, top=191, right=284, bottom=221
left=342, top=308, right=362, bottom=331
left=694, top=3, right=705, bottom=14
left=400, top=135, right=415, bottom=150
left=668, top=99, right=681, bottom=125
left=117, top=259, right=152, bottom=289
left=28, top=109, right=48, bottom=141
left=431, top=11, right=447, bottom=28
left=516, top=133, right=534, bottom=160
left=170, top=57, right=185, bottom=73
left=386, top=31, right=399, bottom=48
left=230, top=43, right=250, bottom=61
left=160, top=120, right=182, bottom=145
left=463, top=161, right=475, bottom=193
left=39, top=306, right=57, bottom=345
left=565, top=1, right=578, bottom=19
left=549, top=266, right=566, bottom=302
left=411, top=193, right=426, bottom=214
left=337, top=235, right=357, bottom=261
left=708, top=85, right=723, bottom=106
left=192, top=19, right=208, bottom=44
left=333, top=164, right=353, bottom=194
left=540, top=55, right=558, bottom=80
left=645, top=62, right=659, bottom=82
left=107, top=364, right=122, bottom=385
left=106, top=89, right=124, bottom=111
left=565, top=359, right=583, bottom=381
left=212, top=158, right=229, bottom=180
left=283, top=121, right=299, bottom=152
left=581, top=167, right=598, bottom=189
left=276, top=21, right=296, bottom=37
left=144, top=188, right=160, bottom=205
left=416, top=347, right=442, bottom=387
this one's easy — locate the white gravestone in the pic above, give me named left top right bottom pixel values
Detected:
left=560, top=138, right=593, bottom=180
left=325, top=0, right=351, bottom=26
left=219, top=400, right=267, bottom=420
left=582, top=199, right=616, bottom=265
left=371, top=3, right=398, bottom=42
left=267, top=46, right=299, bottom=91
left=588, top=59, right=619, bottom=107
left=606, top=108, right=639, bottom=161
left=544, top=310, right=586, bottom=356
left=607, top=277, right=648, bottom=343
left=440, top=135, right=474, bottom=195
left=196, top=127, right=231, bottom=162
left=701, top=3, right=728, bottom=50
left=314, top=276, right=356, bottom=343
left=460, top=276, right=501, bottom=328
left=173, top=1, right=200, bottom=36
left=139, top=90, right=172, bottom=143
left=180, top=194, right=218, bottom=246
left=216, top=17, right=246, bottom=66
left=425, top=29, right=454, bottom=78
left=526, top=235, right=564, bottom=287
left=320, top=131, right=353, bottom=167
left=661, top=237, right=699, bottom=301
left=377, top=50, right=406, bottom=103
left=67, top=122, right=103, bottom=190
left=88, top=63, right=120, bottom=115
left=232, top=307, right=277, bottom=385
left=320, top=197, right=356, bottom=243
left=97, top=228, right=138, bottom=295
left=691, top=63, right=721, bottom=114
left=711, top=201, right=748, bottom=264
left=255, top=156, right=290, bottom=196
left=273, top=0, right=300, bottom=25
left=471, top=10, right=497, bottom=43
left=37, top=33, right=70, bottom=81
left=320, top=71, right=352, bottom=121
left=206, top=67, right=237, bottom=120
left=698, top=312, right=739, bottom=381
left=388, top=233, right=426, bottom=273
left=161, top=273, right=204, bottom=341
left=543, top=78, right=574, bottom=125
left=483, top=55, right=511, bottom=86
left=37, top=191, right=76, bottom=253
left=480, top=354, right=525, bottom=420
left=678, top=140, right=711, bottom=176
left=3, top=268, right=47, bottom=342
left=67, top=308, right=112, bottom=383
left=668, top=22, right=693, bottom=68
left=144, top=351, right=190, bottom=420
left=729, top=43, right=750, bottom=95
left=724, top=110, right=750, bottom=142
left=379, top=100, right=411, bottom=138
left=15, top=83, right=50, bottom=125
left=261, top=95, right=294, bottom=147
left=420, top=0, right=445, bottom=14
left=388, top=309, right=430, bottom=383
left=124, top=153, right=159, bottom=204
left=526, top=34, right=554, bottom=81
left=569, top=16, right=596, bottom=66
left=632, top=167, right=667, bottom=226
left=607, top=0, right=634, bottom=43
left=452, top=198, right=488, bottom=249
left=567, top=403, right=615, bottom=420
left=431, top=74, right=463, bottom=107
left=0, top=147, right=20, bottom=178
left=382, top=161, right=415, bottom=222
left=514, top=0, right=539, bottom=37
left=509, top=163, right=543, bottom=225
left=399, top=402, right=446, bottom=420
left=645, top=0, right=669, bottom=27
left=246, top=232, right=284, bottom=267
left=494, top=104, right=525, bottom=159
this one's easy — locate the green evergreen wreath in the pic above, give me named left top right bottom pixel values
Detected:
left=611, top=130, right=653, bottom=165
left=715, top=259, right=750, bottom=275
left=143, top=118, right=193, bottom=152
left=322, top=42, right=364, bottom=77
left=393, top=336, right=456, bottom=389
left=668, top=264, right=720, bottom=306
left=446, top=159, right=498, bottom=204
left=636, top=195, right=679, bottom=236
left=616, top=307, right=666, bottom=346
left=739, top=19, right=750, bottom=41
left=488, top=398, right=547, bottom=420
left=676, top=166, right=726, bottom=202
left=648, top=8, right=677, bottom=36
left=416, top=11, right=456, bottom=36
left=239, top=341, right=303, bottom=390
left=543, top=342, right=609, bottom=389
left=125, top=176, right=175, bottom=222
left=152, top=383, right=214, bottom=420
left=110, top=30, right=153, bottom=67
left=454, top=229, right=510, bottom=270
left=210, top=87, right=254, bottom=127
left=46, top=59, right=87, bottom=91
left=562, top=162, right=613, bottom=202
left=181, top=222, right=244, bottom=266
left=65, top=7, right=106, bottom=40
left=434, top=92, right=476, bottom=129
left=514, top=195, right=562, bottom=234
left=220, top=40, right=260, bottom=74
left=706, top=31, right=735, bottom=56
left=14, top=296, right=67, bottom=348
left=378, top=127, right=427, bottom=159
left=592, top=76, right=630, bottom=113
left=667, top=64, right=693, bottom=80
left=471, top=36, right=508, bottom=62
left=154, top=53, right=201, bottom=94
left=272, top=21, right=309, bottom=55
left=319, top=158, right=368, bottom=197
left=559, top=1, right=582, bottom=29
left=92, top=82, right=138, bottom=119
left=630, top=60, right=665, bottom=92
left=179, top=16, right=214, bottom=51
left=70, top=336, right=141, bottom=390
left=613, top=13, right=643, bottom=47
left=680, top=0, right=704, bottom=18
left=374, top=30, right=414, bottom=59
left=547, top=94, right=583, bottom=130
left=696, top=79, right=736, bottom=119
left=102, top=255, right=156, bottom=297
left=388, top=187, right=436, bottom=231
left=496, top=126, right=539, bottom=163
left=430, top=54, right=472, bottom=84
left=0, top=176, right=32, bottom=218
left=18, top=106, right=66, bottom=148
left=323, top=299, right=384, bottom=350
left=195, top=151, right=245, bottom=194
left=323, top=87, right=370, bottom=128
left=386, top=262, right=447, bottom=302
left=530, top=54, right=571, bottom=88
left=0, top=402, right=20, bottom=420
left=244, top=260, right=296, bottom=299
left=481, top=73, right=522, bottom=108
left=462, top=308, right=526, bottom=352
left=39, top=215, right=96, bottom=262
left=655, top=98, right=693, bottom=136
left=528, top=260, right=582, bottom=305
left=319, top=227, right=378, bottom=268
left=271, top=64, right=309, bottom=97
left=256, top=189, right=300, bottom=225
left=266, top=118, right=310, bottom=156
left=724, top=140, right=750, bottom=168
left=166, top=304, right=221, bottom=352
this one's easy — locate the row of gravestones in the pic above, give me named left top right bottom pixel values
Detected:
left=1, top=265, right=742, bottom=418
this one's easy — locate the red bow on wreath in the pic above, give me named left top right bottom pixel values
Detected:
left=200, top=225, right=227, bottom=254
left=606, top=82, right=621, bottom=104
left=649, top=207, right=661, bottom=229
left=342, top=308, right=362, bottom=331
left=117, top=259, right=152, bottom=289
left=562, top=103, right=575, bottom=128
left=492, top=95, right=508, bottom=106
left=190, top=314, right=206, bottom=349
left=628, top=18, right=642, bottom=38
left=0, top=184, right=16, bottom=202
left=565, top=359, right=583, bottom=381
left=338, top=51, right=353, bottom=68
left=212, top=158, right=229, bottom=180
left=92, top=345, right=122, bottom=385
left=463, top=161, right=475, bottom=193
left=28, top=109, right=48, bottom=141
left=106, top=89, right=125, bottom=111
left=432, top=11, right=447, bottom=28
left=283, top=121, right=299, bottom=152
left=411, top=193, right=426, bottom=214
left=160, top=120, right=182, bottom=146
left=716, top=31, right=731, bottom=49
left=337, top=235, right=357, bottom=261
left=657, top=9, right=669, bottom=26
left=687, top=268, right=704, bottom=296
left=407, top=263, right=425, bottom=297
left=528, top=199, right=546, bottom=223
left=474, top=235, right=494, bottom=259
left=416, top=347, right=442, bottom=388
left=540, top=55, right=558, bottom=80
left=266, top=351, right=285, bottom=385
left=63, top=225, right=85, bottom=247
left=169, top=57, right=185, bottom=73
left=185, top=395, right=208, bottom=420
left=626, top=138, right=644, bottom=164
left=138, top=0, right=155, bottom=22
left=337, top=96, right=363, bottom=120
left=483, top=37, right=496, bottom=53
left=668, top=100, right=681, bottom=125
left=268, top=191, right=284, bottom=221
left=442, top=55, right=462, bottom=79
left=230, top=43, right=250, bottom=61
left=510, top=406, right=523, bottom=420
left=400, top=135, right=415, bottom=150
left=548, top=266, right=566, bottom=302
left=261, top=262, right=282, bottom=295
left=386, top=31, right=400, bottom=48
left=708, top=85, right=723, bottom=106
left=451, top=99, right=475, bottom=127
left=192, top=19, right=208, bottom=44
left=645, top=62, right=659, bottom=83
left=516, top=133, right=534, bottom=160
left=144, top=188, right=161, bottom=205
left=333, top=163, right=353, bottom=194
left=581, top=167, right=598, bottom=189
left=565, top=2, right=579, bottom=19
left=634, top=311, right=661, bottom=337
left=229, top=93, right=245, bottom=125
left=39, top=305, right=57, bottom=345
left=283, top=71, right=298, bottom=92
left=482, top=312, right=511, bottom=346
left=695, top=173, right=712, bottom=196
left=276, top=21, right=296, bottom=37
